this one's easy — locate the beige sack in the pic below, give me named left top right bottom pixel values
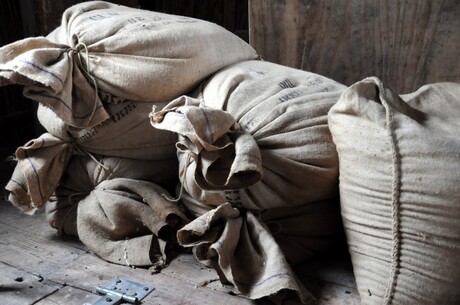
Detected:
left=150, top=60, right=347, bottom=303
left=5, top=133, right=75, bottom=214
left=7, top=93, right=178, bottom=213
left=45, top=154, right=178, bottom=236
left=37, top=98, right=178, bottom=161
left=0, top=0, right=258, bottom=128
left=151, top=60, right=347, bottom=210
left=328, top=77, right=460, bottom=304
left=45, top=154, right=187, bottom=269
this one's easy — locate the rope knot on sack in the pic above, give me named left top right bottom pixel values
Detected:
left=67, top=42, right=100, bottom=124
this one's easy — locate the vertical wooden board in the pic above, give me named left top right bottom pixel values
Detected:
left=0, top=262, right=61, bottom=305
left=138, top=0, right=249, bottom=41
left=249, top=0, right=460, bottom=93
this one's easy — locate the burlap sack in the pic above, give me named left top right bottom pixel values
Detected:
left=328, top=77, right=460, bottom=304
left=45, top=154, right=187, bottom=269
left=6, top=97, right=178, bottom=213
left=0, top=0, right=258, bottom=128
left=151, top=60, right=347, bottom=210
left=150, top=60, right=347, bottom=303
left=37, top=98, right=177, bottom=160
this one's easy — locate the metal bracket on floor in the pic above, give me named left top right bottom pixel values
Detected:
left=92, top=278, right=155, bottom=305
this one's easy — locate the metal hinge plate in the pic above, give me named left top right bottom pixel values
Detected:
left=93, top=278, right=155, bottom=305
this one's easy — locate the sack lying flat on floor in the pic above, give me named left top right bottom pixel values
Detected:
left=328, top=77, right=460, bottom=305
left=151, top=60, right=347, bottom=303
left=0, top=0, right=258, bottom=128
left=46, top=154, right=186, bottom=269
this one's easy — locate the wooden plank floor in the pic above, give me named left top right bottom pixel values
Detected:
left=0, top=200, right=360, bottom=305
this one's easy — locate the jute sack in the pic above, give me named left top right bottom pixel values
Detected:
left=0, top=0, right=258, bottom=128
left=45, top=154, right=187, bottom=269
left=45, top=153, right=178, bottom=236
left=150, top=60, right=347, bottom=303
left=328, top=77, right=460, bottom=305
left=151, top=60, right=347, bottom=211
left=36, top=97, right=178, bottom=160
left=6, top=96, right=178, bottom=214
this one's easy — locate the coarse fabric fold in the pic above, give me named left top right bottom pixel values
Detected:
left=45, top=154, right=187, bottom=269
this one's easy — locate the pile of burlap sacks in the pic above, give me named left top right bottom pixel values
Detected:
left=2, top=1, right=460, bottom=304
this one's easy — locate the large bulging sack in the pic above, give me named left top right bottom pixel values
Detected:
left=152, top=60, right=347, bottom=211
left=0, top=0, right=259, bottom=128
left=328, top=77, right=460, bottom=304
left=150, top=60, right=347, bottom=303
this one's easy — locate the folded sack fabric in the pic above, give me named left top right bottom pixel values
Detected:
left=6, top=133, right=75, bottom=214
left=150, top=60, right=347, bottom=303
left=177, top=202, right=314, bottom=303
left=45, top=154, right=187, bottom=270
left=328, top=78, right=460, bottom=304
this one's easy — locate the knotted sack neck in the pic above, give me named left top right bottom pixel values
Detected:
left=68, top=42, right=100, bottom=125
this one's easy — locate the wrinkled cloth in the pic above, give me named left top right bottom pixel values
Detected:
left=6, top=133, right=75, bottom=214
left=177, top=203, right=314, bottom=303
left=150, top=96, right=263, bottom=192
left=2, top=0, right=257, bottom=213
left=78, top=178, right=188, bottom=268
left=7, top=96, right=178, bottom=213
left=45, top=154, right=187, bottom=269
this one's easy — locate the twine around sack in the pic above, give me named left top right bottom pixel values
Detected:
left=328, top=78, right=460, bottom=304
left=69, top=42, right=100, bottom=125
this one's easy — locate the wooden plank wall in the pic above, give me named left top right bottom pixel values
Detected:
left=249, top=0, right=460, bottom=94
left=26, top=0, right=140, bottom=36
left=139, top=0, right=249, bottom=41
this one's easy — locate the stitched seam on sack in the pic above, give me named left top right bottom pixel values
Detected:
left=381, top=86, right=402, bottom=305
